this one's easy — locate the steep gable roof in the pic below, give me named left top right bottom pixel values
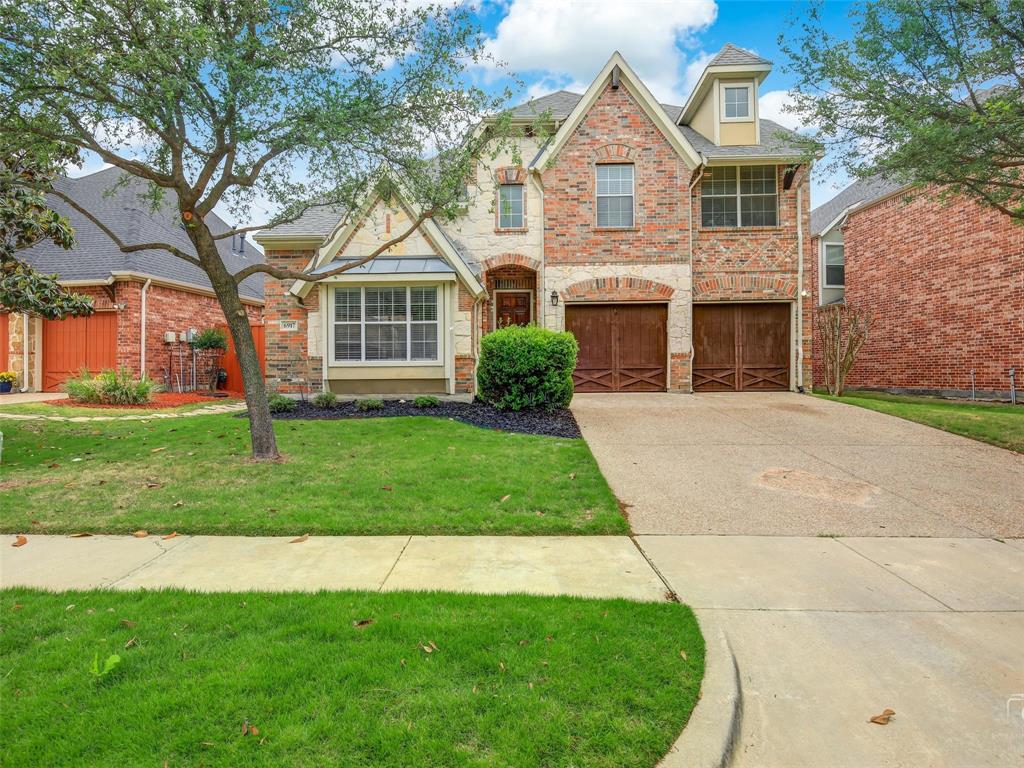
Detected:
left=508, top=90, right=585, bottom=121
left=810, top=175, right=909, bottom=236
left=21, top=167, right=263, bottom=300
left=529, top=53, right=701, bottom=170
left=708, top=43, right=771, bottom=67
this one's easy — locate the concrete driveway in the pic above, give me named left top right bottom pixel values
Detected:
left=571, top=392, right=1024, bottom=537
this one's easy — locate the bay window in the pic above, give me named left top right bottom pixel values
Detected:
left=333, top=286, right=440, bottom=363
left=701, top=165, right=778, bottom=227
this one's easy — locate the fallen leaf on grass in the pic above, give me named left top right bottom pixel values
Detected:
left=132, top=530, right=148, bottom=538
left=569, top=472, right=576, bottom=480
left=120, top=619, right=137, bottom=628
left=144, top=481, right=162, bottom=489
left=11, top=535, right=27, bottom=548
left=150, top=447, right=166, bottom=453
left=500, top=494, right=511, bottom=502
left=69, top=533, right=92, bottom=538
left=12, top=604, right=23, bottom=611
left=172, top=500, right=184, bottom=507
left=289, top=534, right=309, bottom=544
left=241, top=720, right=260, bottom=736
left=124, top=636, right=139, bottom=650
left=499, top=661, right=506, bottom=672
left=679, top=649, right=688, bottom=661
left=161, top=532, right=178, bottom=540
left=352, top=619, right=374, bottom=628
left=869, top=709, right=895, bottom=725
left=381, top=486, right=393, bottom=492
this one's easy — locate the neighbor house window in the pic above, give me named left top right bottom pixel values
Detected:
left=700, top=165, right=778, bottom=227
left=596, top=164, right=634, bottom=227
left=823, top=243, right=845, bottom=287
left=333, top=286, right=439, bottom=363
left=723, top=85, right=751, bottom=119
left=498, top=184, right=524, bottom=229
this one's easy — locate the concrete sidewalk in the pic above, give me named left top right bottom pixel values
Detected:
left=0, top=534, right=668, bottom=601
left=641, top=535, right=1024, bottom=768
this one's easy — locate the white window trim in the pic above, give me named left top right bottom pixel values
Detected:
left=329, top=284, right=444, bottom=367
left=595, top=163, right=635, bottom=229
left=719, top=80, right=755, bottom=123
left=822, top=242, right=846, bottom=289
left=497, top=183, right=525, bottom=230
left=701, top=165, right=779, bottom=228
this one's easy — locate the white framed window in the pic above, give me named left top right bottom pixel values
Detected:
left=332, top=286, right=440, bottom=364
left=721, top=82, right=754, bottom=121
left=823, top=243, right=845, bottom=287
left=701, top=165, right=778, bottom=228
left=497, top=184, right=524, bottom=229
left=596, top=163, right=634, bottom=227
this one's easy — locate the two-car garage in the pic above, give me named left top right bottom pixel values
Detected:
left=565, top=302, right=791, bottom=393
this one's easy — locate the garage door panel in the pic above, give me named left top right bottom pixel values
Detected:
left=566, top=304, right=667, bottom=393
left=694, top=303, right=790, bottom=392
left=42, top=312, right=118, bottom=392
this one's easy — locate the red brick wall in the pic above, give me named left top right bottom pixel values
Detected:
left=692, top=167, right=814, bottom=389
left=63, top=281, right=261, bottom=387
left=813, top=190, right=1023, bottom=395
left=542, top=84, right=689, bottom=266
left=263, top=250, right=320, bottom=394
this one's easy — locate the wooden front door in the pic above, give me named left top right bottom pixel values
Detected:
left=565, top=303, right=667, bottom=392
left=496, top=291, right=532, bottom=327
left=42, top=311, right=118, bottom=391
left=693, top=303, right=790, bottom=392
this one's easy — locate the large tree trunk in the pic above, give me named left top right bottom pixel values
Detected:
left=190, top=223, right=279, bottom=460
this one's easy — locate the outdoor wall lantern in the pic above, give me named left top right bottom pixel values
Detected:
left=550, top=290, right=559, bottom=307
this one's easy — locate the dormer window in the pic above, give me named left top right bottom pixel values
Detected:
left=720, top=82, right=754, bottom=122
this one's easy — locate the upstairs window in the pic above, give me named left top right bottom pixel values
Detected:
left=596, top=164, right=634, bottom=227
left=701, top=165, right=778, bottom=228
left=498, top=184, right=524, bottom=229
left=723, top=85, right=751, bottom=119
left=824, top=243, right=845, bottom=287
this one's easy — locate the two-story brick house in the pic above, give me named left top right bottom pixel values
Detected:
left=256, top=45, right=813, bottom=396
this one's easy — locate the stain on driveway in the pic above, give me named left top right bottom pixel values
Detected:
left=572, top=392, right=1024, bottom=537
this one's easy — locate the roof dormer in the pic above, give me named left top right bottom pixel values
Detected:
left=678, top=43, right=772, bottom=147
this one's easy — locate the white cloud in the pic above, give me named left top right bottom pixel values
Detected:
left=758, top=89, right=808, bottom=132
left=484, top=0, right=718, bottom=104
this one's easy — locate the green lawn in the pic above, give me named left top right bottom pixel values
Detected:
left=1, top=589, right=703, bottom=768
left=0, top=414, right=625, bottom=535
left=816, top=390, right=1024, bottom=453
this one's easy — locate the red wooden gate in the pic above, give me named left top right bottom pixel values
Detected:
left=219, top=323, right=266, bottom=393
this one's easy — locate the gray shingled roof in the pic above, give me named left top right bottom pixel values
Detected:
left=810, top=175, right=909, bottom=236
left=507, top=90, right=586, bottom=121
left=679, top=119, right=805, bottom=159
left=259, top=204, right=346, bottom=239
left=22, top=167, right=263, bottom=300
left=708, top=43, right=771, bottom=68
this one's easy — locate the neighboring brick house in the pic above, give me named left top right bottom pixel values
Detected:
left=810, top=178, right=1024, bottom=399
left=2, top=167, right=264, bottom=392
left=257, top=45, right=813, bottom=396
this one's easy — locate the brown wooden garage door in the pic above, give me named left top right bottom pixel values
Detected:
left=693, top=303, right=790, bottom=392
left=42, top=312, right=118, bottom=391
left=565, top=303, right=667, bottom=392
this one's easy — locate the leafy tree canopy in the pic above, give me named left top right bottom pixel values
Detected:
left=783, top=0, right=1024, bottom=220
left=0, top=139, right=94, bottom=318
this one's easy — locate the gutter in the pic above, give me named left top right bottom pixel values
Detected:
left=794, top=165, right=810, bottom=393
left=139, top=278, right=152, bottom=376
left=687, top=162, right=707, bottom=392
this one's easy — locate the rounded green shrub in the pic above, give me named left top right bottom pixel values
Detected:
left=356, top=398, right=384, bottom=411
left=413, top=395, right=441, bottom=408
left=477, top=325, right=577, bottom=411
left=267, top=392, right=297, bottom=412
left=311, top=391, right=337, bottom=409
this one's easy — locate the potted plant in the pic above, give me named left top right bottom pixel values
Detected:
left=189, top=328, right=229, bottom=392
left=0, top=371, right=16, bottom=394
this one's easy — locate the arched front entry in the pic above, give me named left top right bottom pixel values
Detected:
left=480, top=253, right=541, bottom=333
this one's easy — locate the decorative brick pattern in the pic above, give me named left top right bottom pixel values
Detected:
left=594, top=144, right=637, bottom=162
left=692, top=274, right=797, bottom=301
left=562, top=276, right=675, bottom=302
left=479, top=252, right=541, bottom=273
left=263, top=249, right=321, bottom=394
left=811, top=190, right=1023, bottom=396
left=454, top=354, right=476, bottom=393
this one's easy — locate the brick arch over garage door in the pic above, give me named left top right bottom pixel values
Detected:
left=692, top=274, right=797, bottom=302
left=562, top=277, right=675, bottom=303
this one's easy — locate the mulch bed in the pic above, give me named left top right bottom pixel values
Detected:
left=44, top=392, right=242, bottom=409
left=263, top=399, right=583, bottom=438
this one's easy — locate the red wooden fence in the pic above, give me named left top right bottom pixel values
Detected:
left=219, top=323, right=266, bottom=393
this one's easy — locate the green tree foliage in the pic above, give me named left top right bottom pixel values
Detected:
left=783, top=0, right=1024, bottom=220
left=0, top=0, right=517, bottom=458
left=0, top=141, right=93, bottom=318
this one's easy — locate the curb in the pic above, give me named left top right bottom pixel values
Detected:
left=657, top=621, right=742, bottom=768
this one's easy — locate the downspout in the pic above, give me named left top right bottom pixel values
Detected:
left=795, top=166, right=808, bottom=393
left=139, top=278, right=153, bottom=376
left=19, top=314, right=30, bottom=392
left=531, top=171, right=546, bottom=329
left=687, top=159, right=707, bottom=393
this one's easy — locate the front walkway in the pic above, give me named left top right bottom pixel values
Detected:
left=1, top=534, right=667, bottom=601
left=571, top=391, right=1024, bottom=537
left=0, top=400, right=247, bottom=422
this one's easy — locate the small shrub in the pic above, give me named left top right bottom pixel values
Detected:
left=267, top=393, right=297, bottom=413
left=311, top=391, right=337, bottom=409
left=413, top=395, right=441, bottom=408
left=477, top=325, right=577, bottom=411
left=64, top=367, right=157, bottom=405
left=189, top=327, right=229, bottom=351
left=356, top=398, right=383, bottom=411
